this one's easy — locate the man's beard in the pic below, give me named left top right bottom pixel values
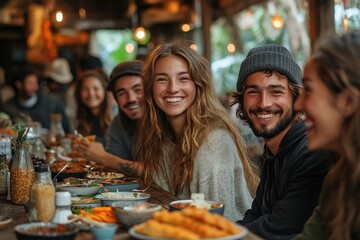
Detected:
left=244, top=107, right=295, bottom=139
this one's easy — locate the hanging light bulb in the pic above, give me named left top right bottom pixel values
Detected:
left=343, top=0, right=348, bottom=33
left=181, top=24, right=191, bottom=32
left=227, top=43, right=236, bottom=53
left=271, top=14, right=284, bottom=29
left=134, top=27, right=146, bottom=42
left=55, top=10, right=63, bottom=22
left=343, top=16, right=349, bottom=33
left=133, top=27, right=151, bottom=45
left=79, top=8, right=86, bottom=20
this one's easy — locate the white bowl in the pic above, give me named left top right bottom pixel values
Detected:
left=57, top=185, right=103, bottom=196
left=111, top=202, right=162, bottom=227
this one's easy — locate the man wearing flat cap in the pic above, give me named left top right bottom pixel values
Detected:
left=76, top=60, right=144, bottom=175
left=234, top=45, right=335, bottom=239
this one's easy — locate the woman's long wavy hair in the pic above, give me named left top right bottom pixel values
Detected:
left=312, top=31, right=360, bottom=240
left=75, top=70, right=112, bottom=136
left=134, top=40, right=259, bottom=195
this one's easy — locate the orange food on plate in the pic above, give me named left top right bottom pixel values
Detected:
left=50, top=160, right=85, bottom=173
left=79, top=206, right=117, bottom=223
left=134, top=208, right=244, bottom=239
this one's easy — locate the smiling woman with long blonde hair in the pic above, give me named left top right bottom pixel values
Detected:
left=134, top=40, right=258, bottom=221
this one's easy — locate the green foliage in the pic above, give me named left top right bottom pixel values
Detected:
left=210, top=3, right=306, bottom=96
left=12, top=122, right=29, bottom=146
left=94, top=29, right=137, bottom=74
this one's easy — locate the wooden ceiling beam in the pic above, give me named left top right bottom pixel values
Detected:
left=218, top=0, right=269, bottom=16
left=308, top=0, right=335, bottom=51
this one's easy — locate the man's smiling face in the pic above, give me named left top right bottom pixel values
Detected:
left=114, top=75, right=144, bottom=120
left=242, top=71, right=295, bottom=139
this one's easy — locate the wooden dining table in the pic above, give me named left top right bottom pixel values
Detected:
left=0, top=185, right=262, bottom=240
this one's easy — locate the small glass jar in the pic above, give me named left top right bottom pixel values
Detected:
left=29, top=165, right=55, bottom=222
left=30, top=138, right=47, bottom=167
left=0, top=152, right=9, bottom=195
left=47, top=114, right=65, bottom=147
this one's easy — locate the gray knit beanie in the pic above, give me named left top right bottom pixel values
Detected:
left=237, top=44, right=302, bottom=92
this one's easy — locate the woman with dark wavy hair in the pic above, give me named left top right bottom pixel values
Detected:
left=294, top=31, right=360, bottom=240
left=74, top=70, right=113, bottom=144
left=134, top=40, right=258, bottom=221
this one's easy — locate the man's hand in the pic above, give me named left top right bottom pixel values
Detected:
left=76, top=140, right=106, bottom=164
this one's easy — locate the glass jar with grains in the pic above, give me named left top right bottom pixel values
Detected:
left=10, top=143, right=35, bottom=204
left=29, top=165, right=55, bottom=222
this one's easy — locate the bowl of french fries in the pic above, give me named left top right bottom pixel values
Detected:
left=111, top=202, right=162, bottom=228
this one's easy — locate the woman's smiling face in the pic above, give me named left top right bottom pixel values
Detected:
left=295, top=60, right=345, bottom=152
left=152, top=55, right=196, bottom=126
left=80, top=76, right=105, bottom=112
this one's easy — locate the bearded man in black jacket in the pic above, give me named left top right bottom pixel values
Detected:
left=235, top=44, right=335, bottom=240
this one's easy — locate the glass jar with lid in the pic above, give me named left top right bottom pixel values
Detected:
left=29, top=164, right=55, bottom=222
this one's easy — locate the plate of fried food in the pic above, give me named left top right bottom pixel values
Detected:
left=128, top=208, right=248, bottom=240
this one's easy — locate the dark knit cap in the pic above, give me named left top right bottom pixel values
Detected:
left=237, top=44, right=302, bottom=92
left=80, top=55, right=103, bottom=71
left=107, top=60, right=144, bottom=91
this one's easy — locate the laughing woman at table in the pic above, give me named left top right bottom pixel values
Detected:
left=74, top=70, right=113, bottom=144
left=294, top=31, right=360, bottom=240
left=134, top=40, right=259, bottom=221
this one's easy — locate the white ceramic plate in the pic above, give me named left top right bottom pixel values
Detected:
left=128, top=225, right=248, bottom=240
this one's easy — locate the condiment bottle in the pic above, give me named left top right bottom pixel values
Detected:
left=10, top=143, right=35, bottom=205
left=48, top=114, right=65, bottom=147
left=30, top=138, right=46, bottom=165
left=0, top=152, right=9, bottom=195
left=51, top=191, right=72, bottom=224
left=29, top=165, right=55, bottom=222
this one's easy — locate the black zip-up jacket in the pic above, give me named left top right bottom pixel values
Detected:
left=237, top=121, right=335, bottom=240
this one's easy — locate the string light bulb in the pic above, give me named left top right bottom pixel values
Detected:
left=79, top=8, right=86, bottom=19
left=181, top=24, right=191, bottom=32
left=227, top=43, right=236, bottom=53
left=271, top=14, right=284, bottom=29
left=55, top=11, right=63, bottom=22
left=343, top=0, right=348, bottom=33
left=134, top=27, right=146, bottom=42
left=133, top=27, right=151, bottom=45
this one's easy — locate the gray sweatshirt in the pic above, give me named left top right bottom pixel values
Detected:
left=154, top=128, right=253, bottom=221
